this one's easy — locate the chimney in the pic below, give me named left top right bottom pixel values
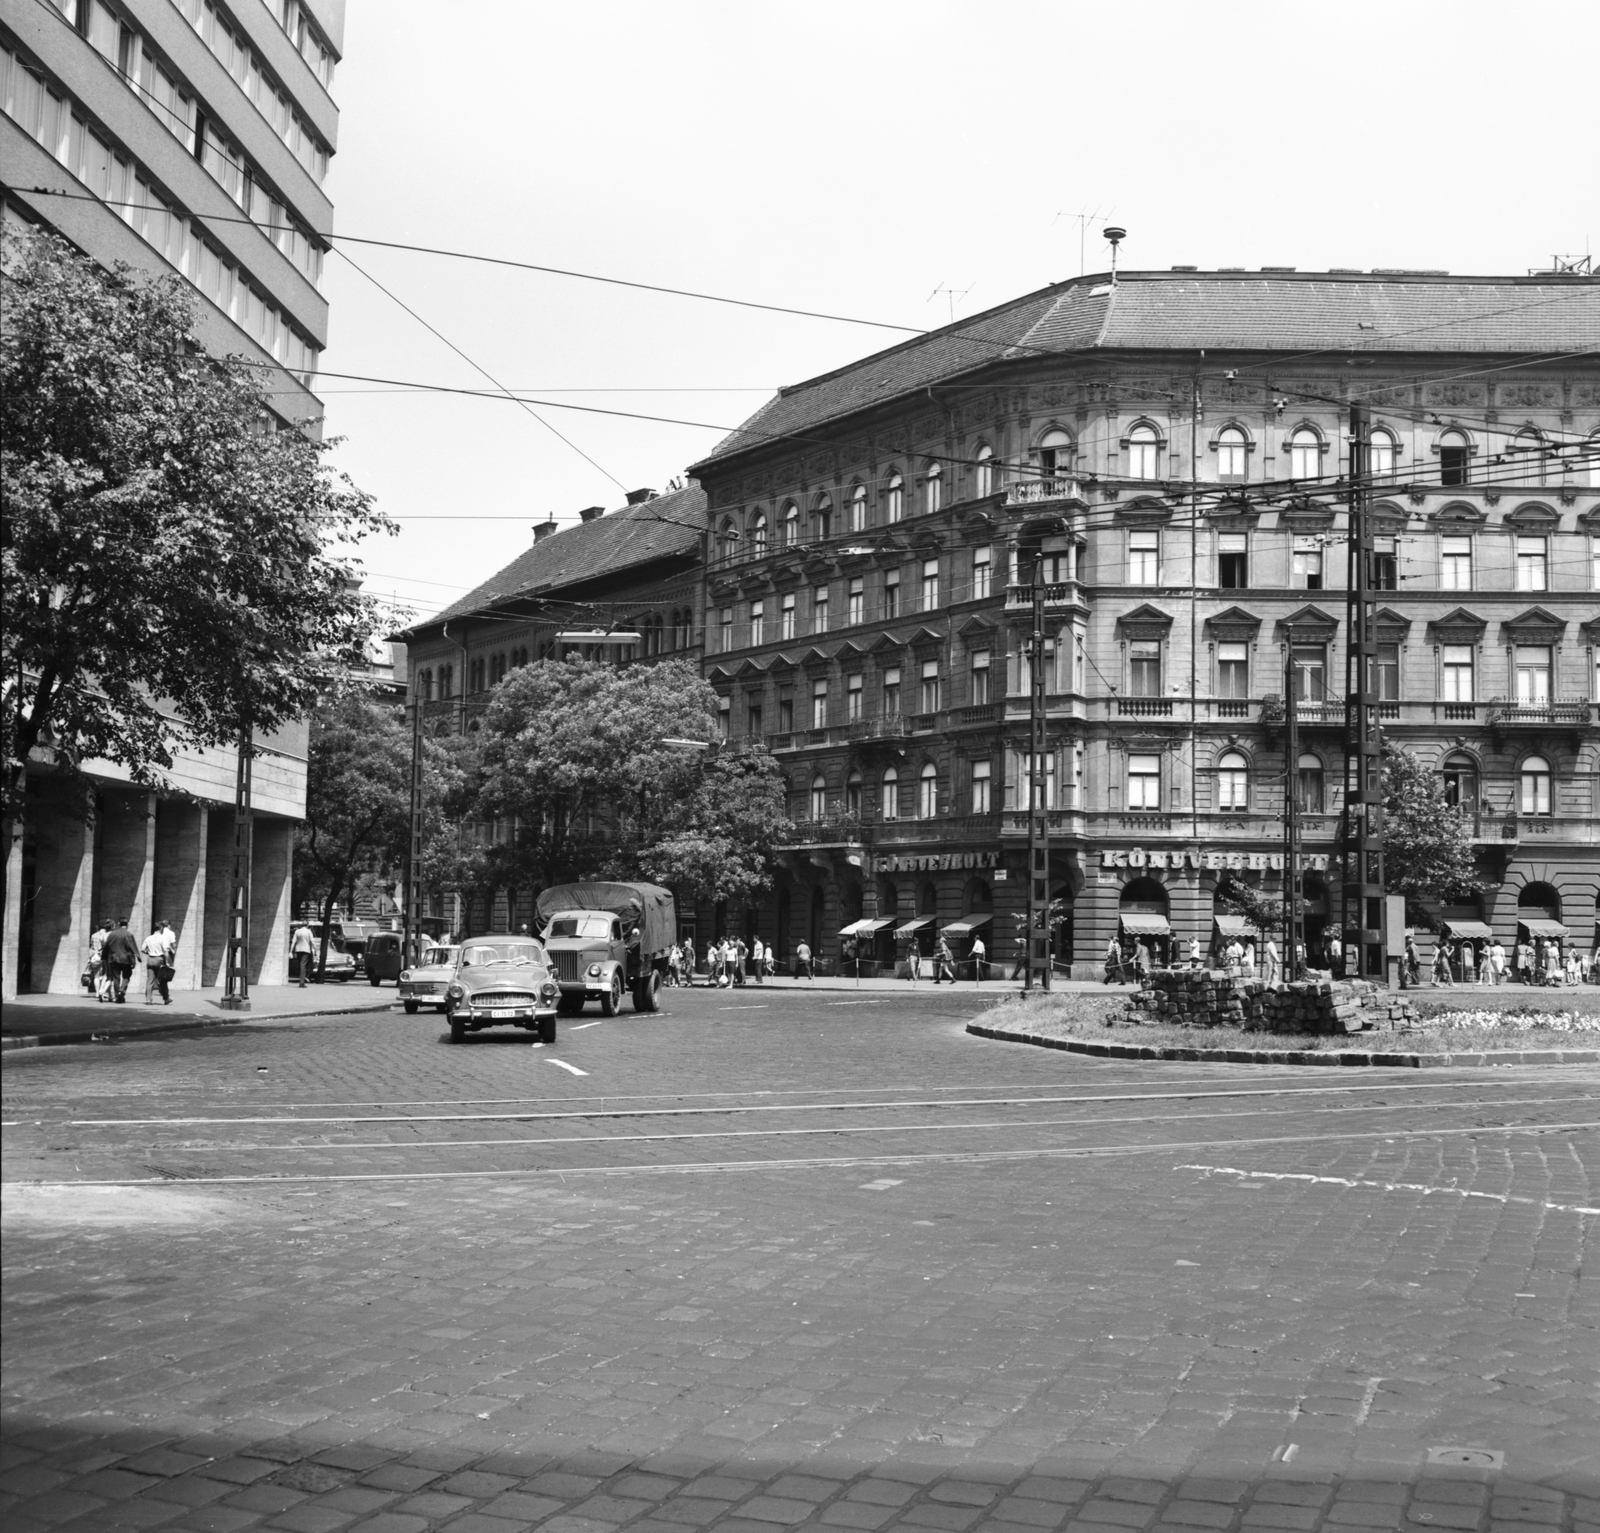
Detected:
left=532, top=519, right=558, bottom=544
left=625, top=488, right=656, bottom=505
left=578, top=505, right=606, bottom=523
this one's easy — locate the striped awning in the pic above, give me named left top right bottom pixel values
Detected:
left=1212, top=915, right=1256, bottom=937
left=1519, top=918, right=1568, bottom=938
left=893, top=916, right=937, bottom=937
left=839, top=917, right=895, bottom=937
left=1441, top=920, right=1493, bottom=940
left=1120, top=913, right=1171, bottom=936
left=940, top=915, right=994, bottom=939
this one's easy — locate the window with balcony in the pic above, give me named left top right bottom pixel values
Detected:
left=1289, top=429, right=1321, bottom=482
left=975, top=445, right=995, bottom=498
left=886, top=473, right=904, bottom=523
left=846, top=673, right=863, bottom=721
left=1442, top=645, right=1474, bottom=703
left=810, top=775, right=827, bottom=821
left=1218, top=532, right=1248, bottom=588
left=881, top=766, right=899, bottom=820
left=749, top=600, right=765, bottom=647
left=972, top=544, right=992, bottom=600
left=845, top=770, right=862, bottom=815
left=1217, top=642, right=1249, bottom=698
left=1369, top=428, right=1397, bottom=479
left=883, top=667, right=902, bottom=717
left=719, top=608, right=733, bottom=652
left=780, top=593, right=796, bottom=641
left=1127, top=753, right=1161, bottom=810
left=884, top=568, right=900, bottom=619
left=1439, top=431, right=1471, bottom=486
left=923, top=463, right=942, bottom=516
left=812, top=585, right=829, bottom=634
left=1515, top=645, right=1552, bottom=705
left=1217, top=750, right=1248, bottom=811
left=748, top=511, right=767, bottom=554
left=811, top=679, right=828, bottom=729
left=1292, top=644, right=1327, bottom=702
left=1520, top=754, right=1551, bottom=815
left=849, top=485, right=867, bottom=533
left=1129, top=530, right=1160, bottom=585
left=1217, top=427, right=1248, bottom=481
left=1126, top=425, right=1159, bottom=481
left=1441, top=535, right=1473, bottom=590
left=1377, top=643, right=1400, bottom=702
left=1039, top=429, right=1073, bottom=479
left=1130, top=639, right=1162, bottom=697
left=971, top=758, right=992, bottom=814
left=1293, top=540, right=1324, bottom=590
left=1297, top=753, right=1325, bottom=814
left=919, top=660, right=941, bottom=714
left=746, top=698, right=763, bottom=737
left=1508, top=428, right=1543, bottom=485
left=921, top=559, right=940, bottom=610
left=1516, top=535, right=1548, bottom=592
left=970, top=649, right=991, bottom=705
left=1442, top=754, right=1477, bottom=812
left=782, top=502, right=799, bottom=545
left=777, top=686, right=794, bottom=732
left=918, top=763, right=938, bottom=819
left=717, top=696, right=731, bottom=738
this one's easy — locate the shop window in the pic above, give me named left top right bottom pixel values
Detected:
left=1218, top=532, right=1248, bottom=588
left=1217, top=641, right=1249, bottom=698
left=1217, top=750, right=1248, bottom=811
left=1129, top=639, right=1162, bottom=697
left=1515, top=645, right=1552, bottom=705
left=969, top=649, right=991, bottom=705
left=1296, top=753, right=1325, bottom=814
left=1127, top=753, right=1161, bottom=810
left=918, top=763, right=938, bottom=819
left=971, top=758, right=991, bottom=814
left=881, top=766, right=899, bottom=820
left=1442, top=645, right=1474, bottom=703
left=1520, top=754, right=1551, bottom=816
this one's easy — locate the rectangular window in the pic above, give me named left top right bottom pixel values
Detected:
left=1293, top=540, right=1323, bottom=590
left=1592, top=537, right=1600, bottom=588
left=1129, top=639, right=1162, bottom=697
left=972, top=544, right=992, bottom=600
left=1292, top=644, right=1327, bottom=702
left=971, top=759, right=991, bottom=815
left=1127, top=753, right=1161, bottom=810
left=882, top=667, right=901, bottom=718
left=846, top=673, right=863, bottom=721
left=1442, top=645, right=1474, bottom=703
left=780, top=592, right=796, bottom=641
left=920, top=660, right=940, bottom=714
left=812, top=585, right=828, bottom=633
left=717, top=696, right=730, bottom=739
left=1516, top=535, right=1548, bottom=591
left=1515, top=645, right=1552, bottom=705
left=746, top=699, right=763, bottom=737
left=1441, top=535, right=1473, bottom=590
left=883, top=568, right=900, bottom=620
left=921, top=558, right=940, bottom=610
left=749, top=599, right=764, bottom=647
left=1374, top=541, right=1398, bottom=590
left=970, top=649, right=991, bottom=705
left=811, top=679, right=828, bottom=730
left=777, top=686, right=794, bottom=732
left=1217, top=641, right=1249, bottom=698
left=1440, top=443, right=1469, bottom=485
left=1129, top=530, right=1159, bottom=585
left=719, top=607, right=733, bottom=652
left=1218, top=533, right=1248, bottom=589
left=1377, top=643, right=1400, bottom=702
left=847, top=577, right=864, bottom=626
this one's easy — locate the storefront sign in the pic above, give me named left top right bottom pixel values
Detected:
left=872, top=849, right=1001, bottom=874
left=1100, top=848, right=1331, bottom=872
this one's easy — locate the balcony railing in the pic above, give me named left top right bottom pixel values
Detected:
left=1441, top=702, right=1478, bottom=722
left=1486, top=698, right=1593, bottom=729
left=956, top=704, right=997, bottom=725
left=1118, top=697, right=1173, bottom=717
left=1290, top=701, right=1344, bottom=726
left=1004, top=581, right=1086, bottom=611
left=1215, top=699, right=1250, bottom=718
left=847, top=715, right=908, bottom=742
left=1003, top=478, right=1084, bottom=507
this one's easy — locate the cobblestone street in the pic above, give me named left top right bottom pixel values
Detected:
left=4, top=990, right=1597, bottom=1533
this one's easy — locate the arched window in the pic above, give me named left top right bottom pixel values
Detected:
left=845, top=769, right=862, bottom=815
left=815, top=494, right=833, bottom=539
left=923, top=462, right=942, bottom=515
left=885, top=473, right=904, bottom=524
left=881, top=766, right=899, bottom=821
left=1508, top=427, right=1543, bottom=486
left=1039, top=429, right=1073, bottom=479
left=1127, top=424, right=1160, bottom=481
left=1289, top=428, right=1321, bottom=482
left=1442, top=752, right=1477, bottom=811
left=748, top=510, right=767, bottom=554
left=1217, top=426, right=1248, bottom=481
left=781, top=501, right=799, bottom=545
left=1520, top=754, right=1551, bottom=816
left=1368, top=427, right=1397, bottom=479
left=1217, top=750, right=1248, bottom=811
left=810, top=774, right=828, bottom=821
left=975, top=444, right=994, bottom=499
left=1297, top=753, right=1324, bottom=814
left=1439, top=430, right=1471, bottom=486
left=849, top=484, right=867, bottom=533
left=718, top=517, right=737, bottom=559
left=918, top=762, right=938, bottom=819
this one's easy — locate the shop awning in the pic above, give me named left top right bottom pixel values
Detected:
left=839, top=917, right=895, bottom=937
left=1519, top=918, right=1568, bottom=938
left=941, top=915, right=994, bottom=938
left=1212, top=915, right=1257, bottom=937
left=1441, top=920, right=1493, bottom=941
left=1119, top=913, right=1171, bottom=936
left=893, top=916, right=937, bottom=937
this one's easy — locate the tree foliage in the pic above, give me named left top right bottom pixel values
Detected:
left=1, top=226, right=391, bottom=826
left=1379, top=744, right=1482, bottom=924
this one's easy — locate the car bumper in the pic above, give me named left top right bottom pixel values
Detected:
left=465, top=1007, right=557, bottom=1022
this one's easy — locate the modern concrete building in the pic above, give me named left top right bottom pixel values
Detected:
left=687, top=268, right=1600, bottom=976
left=1, top=0, right=344, bottom=994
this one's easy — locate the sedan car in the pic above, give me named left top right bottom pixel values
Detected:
left=445, top=935, right=561, bottom=1044
left=398, top=945, right=459, bottom=1013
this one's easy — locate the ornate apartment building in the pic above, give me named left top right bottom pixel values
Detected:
left=688, top=269, right=1600, bottom=975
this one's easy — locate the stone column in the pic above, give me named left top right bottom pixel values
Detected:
left=249, top=817, right=293, bottom=986
left=202, top=807, right=234, bottom=988
left=23, top=780, right=96, bottom=994
left=154, top=801, right=207, bottom=993
left=95, top=790, right=156, bottom=944
left=2, top=820, right=23, bottom=1002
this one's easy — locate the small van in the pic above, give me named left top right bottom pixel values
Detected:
left=364, top=932, right=406, bottom=986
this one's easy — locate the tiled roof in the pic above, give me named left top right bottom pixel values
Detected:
left=696, top=272, right=1600, bottom=470
left=404, top=484, right=705, bottom=635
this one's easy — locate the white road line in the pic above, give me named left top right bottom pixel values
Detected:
left=570, top=1021, right=603, bottom=1030
left=859, top=1178, right=903, bottom=1190
left=719, top=1005, right=769, bottom=1011
left=825, top=1001, right=890, bottom=1006
left=1179, top=1163, right=1600, bottom=1217
left=546, top=1059, right=588, bottom=1076
left=11, top=1121, right=1593, bottom=1189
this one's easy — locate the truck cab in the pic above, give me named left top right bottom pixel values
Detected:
left=541, top=909, right=631, bottom=1016
left=535, top=881, right=673, bottom=1015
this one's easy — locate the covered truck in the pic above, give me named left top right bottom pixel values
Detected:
left=535, top=881, right=676, bottom=1015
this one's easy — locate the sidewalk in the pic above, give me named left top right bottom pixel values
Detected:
left=1, top=983, right=394, bottom=1051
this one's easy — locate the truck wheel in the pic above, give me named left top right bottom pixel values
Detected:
left=403, top=1000, right=419, bottom=1015
left=600, top=972, right=622, bottom=1017
left=634, top=969, right=661, bottom=1013
left=539, top=1014, right=556, bottom=1045
left=449, top=1013, right=466, bottom=1043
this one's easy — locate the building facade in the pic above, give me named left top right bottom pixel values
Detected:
left=1, top=0, right=343, bottom=994
left=688, top=269, right=1600, bottom=976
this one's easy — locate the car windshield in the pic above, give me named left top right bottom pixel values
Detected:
left=546, top=913, right=613, bottom=940
left=460, top=942, right=545, bottom=968
left=421, top=947, right=458, bottom=967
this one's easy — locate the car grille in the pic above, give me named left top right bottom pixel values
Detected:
left=470, top=990, right=536, bottom=1008
left=408, top=982, right=443, bottom=995
left=551, top=951, right=586, bottom=983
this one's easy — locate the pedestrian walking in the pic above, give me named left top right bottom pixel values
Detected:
left=89, top=917, right=113, bottom=1002
left=907, top=941, right=922, bottom=983
left=795, top=940, right=814, bottom=981
left=102, top=916, right=140, bottom=1004
left=933, top=935, right=955, bottom=984
left=1565, top=948, right=1581, bottom=986
left=1490, top=940, right=1507, bottom=985
left=1224, top=937, right=1244, bottom=976
left=1243, top=939, right=1257, bottom=977
left=1432, top=941, right=1453, bottom=986
left=1104, top=935, right=1124, bottom=985
left=733, top=937, right=748, bottom=987
left=291, top=919, right=316, bottom=987
left=971, top=932, right=987, bottom=981
left=142, top=919, right=175, bottom=1004
left=1264, top=936, right=1281, bottom=986
left=1133, top=940, right=1150, bottom=985
left=1188, top=935, right=1203, bottom=969
left=749, top=936, right=765, bottom=983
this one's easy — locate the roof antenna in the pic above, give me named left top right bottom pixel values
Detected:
left=1104, top=226, right=1127, bottom=285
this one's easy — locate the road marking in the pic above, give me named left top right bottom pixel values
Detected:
left=570, top=1021, right=603, bottom=1030
left=13, top=1122, right=1593, bottom=1188
left=1179, top=1164, right=1600, bottom=1217
left=719, top=1005, right=768, bottom=1011
left=546, top=1059, right=588, bottom=1076
left=858, top=1178, right=903, bottom=1191
left=825, top=1001, right=890, bottom=1006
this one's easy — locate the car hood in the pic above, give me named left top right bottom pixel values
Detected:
left=405, top=964, right=455, bottom=981
left=457, top=964, right=551, bottom=984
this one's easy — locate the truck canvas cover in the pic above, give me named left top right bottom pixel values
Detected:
left=536, top=882, right=676, bottom=956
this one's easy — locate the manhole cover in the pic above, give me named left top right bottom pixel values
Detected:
left=1426, top=1447, right=1504, bottom=1468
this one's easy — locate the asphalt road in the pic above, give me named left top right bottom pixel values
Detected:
left=3, top=987, right=1598, bottom=1533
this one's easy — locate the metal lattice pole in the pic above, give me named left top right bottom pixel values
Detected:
left=1025, top=555, right=1051, bottom=991
left=404, top=695, right=425, bottom=965
left=220, top=722, right=253, bottom=1011
left=1284, top=625, right=1303, bottom=982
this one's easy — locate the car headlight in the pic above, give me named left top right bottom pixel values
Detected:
left=587, top=963, right=602, bottom=978
left=541, top=982, right=559, bottom=1002
left=447, top=984, right=464, bottom=1000
left=399, top=970, right=411, bottom=983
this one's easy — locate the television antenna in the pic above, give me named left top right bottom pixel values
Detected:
left=927, top=282, right=974, bottom=324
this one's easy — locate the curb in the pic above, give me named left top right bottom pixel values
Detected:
left=1, top=1000, right=396, bottom=1052
left=965, top=1021, right=1600, bottom=1068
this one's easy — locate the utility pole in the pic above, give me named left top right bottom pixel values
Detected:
left=1283, top=626, right=1303, bottom=982
left=1342, top=402, right=1387, bottom=980
left=404, top=689, right=425, bottom=964
left=219, top=720, right=253, bottom=1011
left=1190, top=370, right=1201, bottom=848
left=1024, top=554, right=1052, bottom=991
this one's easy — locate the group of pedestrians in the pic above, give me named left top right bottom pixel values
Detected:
left=903, top=933, right=984, bottom=983
left=88, top=915, right=177, bottom=1004
left=664, top=936, right=781, bottom=988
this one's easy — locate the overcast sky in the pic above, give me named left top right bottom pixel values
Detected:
left=317, top=1, right=1595, bottom=624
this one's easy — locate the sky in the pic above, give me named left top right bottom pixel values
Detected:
left=316, top=0, right=1596, bottom=626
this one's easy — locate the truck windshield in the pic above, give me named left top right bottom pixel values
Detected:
left=546, top=914, right=613, bottom=940
left=460, top=942, right=545, bottom=968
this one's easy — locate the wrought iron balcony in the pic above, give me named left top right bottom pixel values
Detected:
left=847, top=715, right=909, bottom=742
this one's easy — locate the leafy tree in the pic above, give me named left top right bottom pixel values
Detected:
left=1, top=227, right=389, bottom=839
left=1378, top=743, right=1482, bottom=925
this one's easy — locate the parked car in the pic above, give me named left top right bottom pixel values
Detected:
left=292, top=924, right=356, bottom=983
left=365, top=932, right=406, bottom=986
left=444, top=935, right=561, bottom=1044
left=536, top=881, right=675, bottom=1015
left=398, top=945, right=458, bottom=1011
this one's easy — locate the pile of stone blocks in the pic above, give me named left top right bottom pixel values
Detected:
left=1129, top=969, right=1418, bottom=1034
